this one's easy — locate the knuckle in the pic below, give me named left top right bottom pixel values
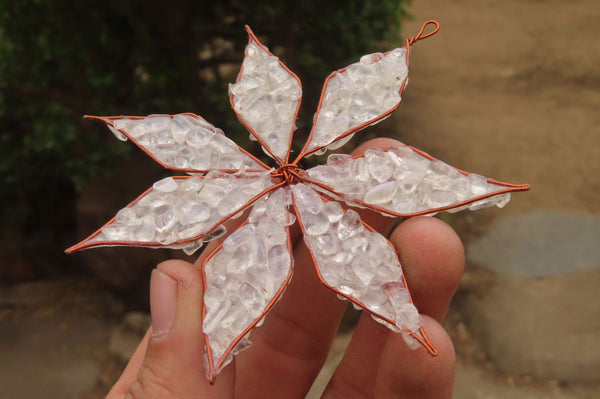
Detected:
left=125, top=363, right=183, bottom=399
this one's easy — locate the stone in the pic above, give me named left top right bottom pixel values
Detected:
left=469, top=211, right=600, bottom=277
left=459, top=211, right=600, bottom=382
left=152, top=177, right=178, bottom=193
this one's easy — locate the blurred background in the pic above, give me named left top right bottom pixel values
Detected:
left=1, top=0, right=598, bottom=398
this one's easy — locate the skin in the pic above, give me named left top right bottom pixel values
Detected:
left=106, top=139, right=465, bottom=399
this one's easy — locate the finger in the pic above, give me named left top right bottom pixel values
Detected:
left=108, top=242, right=222, bottom=398
left=322, top=216, right=463, bottom=397
left=126, top=259, right=235, bottom=398
left=352, top=137, right=405, bottom=154
left=390, top=216, right=465, bottom=322
left=375, top=316, right=455, bottom=399
left=321, top=313, right=389, bottom=398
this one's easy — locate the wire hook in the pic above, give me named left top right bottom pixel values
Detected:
left=405, top=20, right=439, bottom=62
left=407, top=20, right=440, bottom=47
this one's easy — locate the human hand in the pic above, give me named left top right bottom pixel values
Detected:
left=107, top=139, right=465, bottom=399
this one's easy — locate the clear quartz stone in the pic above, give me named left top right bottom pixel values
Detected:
left=302, top=212, right=330, bottom=236
left=494, top=193, right=511, bottom=208
left=364, top=181, right=397, bottom=204
left=469, top=173, right=490, bottom=195
left=321, top=201, right=344, bottom=223
left=153, top=205, right=176, bottom=233
left=337, top=209, right=361, bottom=239
left=182, top=240, right=203, bottom=255
left=134, top=217, right=156, bottom=241
left=108, top=124, right=128, bottom=141
left=115, top=207, right=140, bottom=226
left=102, top=224, right=133, bottom=240
left=153, top=177, right=178, bottom=193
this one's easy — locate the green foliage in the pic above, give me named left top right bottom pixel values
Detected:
left=0, top=0, right=407, bottom=196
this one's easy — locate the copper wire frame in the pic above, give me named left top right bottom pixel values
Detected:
left=201, top=217, right=295, bottom=382
left=298, top=145, right=531, bottom=218
left=67, top=20, right=531, bottom=382
left=65, top=177, right=286, bottom=253
left=83, top=113, right=271, bottom=172
left=290, top=190, right=438, bottom=355
left=230, top=26, right=303, bottom=166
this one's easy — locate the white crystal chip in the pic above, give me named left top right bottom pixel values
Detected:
left=230, top=37, right=301, bottom=163
left=306, top=146, right=512, bottom=216
left=291, top=183, right=420, bottom=333
left=202, top=187, right=293, bottom=371
left=109, top=114, right=265, bottom=171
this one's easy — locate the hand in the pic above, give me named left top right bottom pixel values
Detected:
left=107, top=139, right=465, bottom=399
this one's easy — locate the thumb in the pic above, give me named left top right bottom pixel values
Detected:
left=125, top=260, right=234, bottom=399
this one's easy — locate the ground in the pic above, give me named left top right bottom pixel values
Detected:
left=1, top=0, right=598, bottom=397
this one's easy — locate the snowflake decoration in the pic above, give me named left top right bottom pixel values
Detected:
left=67, top=21, right=529, bottom=381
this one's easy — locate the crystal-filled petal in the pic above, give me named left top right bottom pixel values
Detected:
left=90, top=114, right=267, bottom=172
left=291, top=183, right=424, bottom=344
left=305, top=145, right=529, bottom=217
left=202, top=187, right=293, bottom=381
left=65, top=172, right=276, bottom=253
left=302, top=48, right=409, bottom=156
left=229, top=27, right=302, bottom=164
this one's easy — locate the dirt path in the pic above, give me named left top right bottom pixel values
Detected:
left=393, top=0, right=599, bottom=217
left=385, top=2, right=600, bottom=398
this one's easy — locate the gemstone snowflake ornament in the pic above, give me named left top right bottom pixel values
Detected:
left=67, top=21, right=529, bottom=382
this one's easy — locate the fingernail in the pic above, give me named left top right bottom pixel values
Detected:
left=150, top=269, right=177, bottom=337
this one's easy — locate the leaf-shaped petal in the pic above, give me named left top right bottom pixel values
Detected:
left=91, top=114, right=268, bottom=172
left=66, top=172, right=276, bottom=253
left=305, top=146, right=530, bottom=217
left=229, top=27, right=302, bottom=164
left=301, top=49, right=409, bottom=156
left=202, top=187, right=294, bottom=381
left=291, top=183, right=433, bottom=350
